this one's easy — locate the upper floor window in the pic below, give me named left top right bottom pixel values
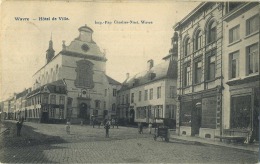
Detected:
left=131, top=93, right=134, bottom=103
left=207, top=21, right=217, bottom=44
left=246, top=15, right=259, bottom=36
left=104, top=101, right=106, bottom=109
left=126, top=94, right=129, bottom=104
left=183, top=37, right=191, bottom=56
left=138, top=91, right=142, bottom=102
left=247, top=43, right=259, bottom=75
left=75, top=60, right=94, bottom=89
left=183, top=63, right=191, bottom=87
left=157, top=87, right=161, bottom=99
left=194, top=60, right=202, bottom=84
left=59, top=96, right=65, bottom=105
left=43, top=95, right=48, bottom=104
left=149, top=88, right=153, bottom=100
left=113, top=89, right=117, bottom=97
left=229, top=25, right=240, bottom=43
left=195, top=30, right=202, bottom=50
left=95, top=100, right=100, bottom=109
left=170, top=86, right=176, bottom=98
left=144, top=90, right=148, bottom=101
left=206, top=50, right=216, bottom=81
left=229, top=51, right=239, bottom=79
left=112, top=103, right=116, bottom=111
left=122, top=95, right=125, bottom=104
left=50, top=95, right=56, bottom=104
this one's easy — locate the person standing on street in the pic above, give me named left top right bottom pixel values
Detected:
left=104, top=121, right=110, bottom=138
left=148, top=122, right=152, bottom=134
left=16, top=120, right=23, bottom=137
left=66, top=119, right=71, bottom=134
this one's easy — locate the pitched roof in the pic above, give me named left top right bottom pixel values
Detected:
left=16, top=89, right=29, bottom=99
left=106, top=75, right=121, bottom=85
left=120, top=59, right=177, bottom=91
left=27, top=79, right=67, bottom=97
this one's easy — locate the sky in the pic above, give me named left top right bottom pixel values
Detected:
left=0, top=1, right=200, bottom=101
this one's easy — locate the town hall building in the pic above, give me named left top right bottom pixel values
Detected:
left=31, top=25, right=121, bottom=123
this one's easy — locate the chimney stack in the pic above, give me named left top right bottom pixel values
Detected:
left=147, top=59, right=154, bottom=70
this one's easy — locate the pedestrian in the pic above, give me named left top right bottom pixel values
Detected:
left=92, top=117, right=95, bottom=128
left=115, top=118, right=119, bottom=129
left=104, top=121, right=110, bottom=138
left=66, top=119, right=71, bottom=134
left=16, top=120, right=23, bottom=136
left=111, top=118, right=115, bottom=128
left=148, top=122, right=152, bottom=134
left=139, top=123, right=143, bottom=134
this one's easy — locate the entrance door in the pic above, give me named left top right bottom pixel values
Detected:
left=41, top=112, right=49, bottom=123
left=79, top=103, right=89, bottom=121
left=191, top=105, right=201, bottom=136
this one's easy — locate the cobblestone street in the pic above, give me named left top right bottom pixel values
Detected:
left=0, top=121, right=258, bottom=163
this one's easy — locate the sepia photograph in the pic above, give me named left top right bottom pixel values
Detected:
left=0, top=0, right=259, bottom=163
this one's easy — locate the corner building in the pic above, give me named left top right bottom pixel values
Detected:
left=32, top=25, right=121, bottom=123
left=222, top=2, right=259, bottom=142
left=174, top=2, right=225, bottom=138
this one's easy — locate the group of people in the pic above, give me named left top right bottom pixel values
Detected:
left=65, top=118, right=118, bottom=138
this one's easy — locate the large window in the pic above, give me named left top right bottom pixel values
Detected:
left=229, top=51, right=239, bottom=79
left=229, top=25, right=240, bottom=43
left=206, top=49, right=216, bottom=81
left=194, top=61, right=202, bottom=83
left=183, top=37, right=191, bottom=56
left=207, top=21, right=217, bottom=43
left=144, top=90, right=148, bottom=101
left=75, top=60, right=94, bottom=88
left=183, top=63, right=191, bottom=87
left=157, top=87, right=161, bottom=99
left=195, top=30, right=202, bottom=50
left=231, top=95, right=251, bottom=129
left=149, top=88, right=153, bottom=100
left=246, top=15, right=259, bottom=36
left=247, top=43, right=259, bottom=75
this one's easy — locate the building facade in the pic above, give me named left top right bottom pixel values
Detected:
left=32, top=25, right=121, bottom=123
left=174, top=2, right=225, bottom=138
left=117, top=33, right=178, bottom=127
left=222, top=2, right=259, bottom=142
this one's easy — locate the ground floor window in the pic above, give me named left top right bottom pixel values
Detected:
left=180, top=101, right=192, bottom=126
left=201, top=97, right=216, bottom=128
left=59, top=108, right=64, bottom=119
left=231, top=95, right=251, bottom=129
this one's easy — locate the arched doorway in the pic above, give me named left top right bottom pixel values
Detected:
left=79, top=103, right=89, bottom=121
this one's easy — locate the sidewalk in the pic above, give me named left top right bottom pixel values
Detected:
left=170, top=133, right=259, bottom=153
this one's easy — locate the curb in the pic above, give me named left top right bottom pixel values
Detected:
left=170, top=135, right=259, bottom=153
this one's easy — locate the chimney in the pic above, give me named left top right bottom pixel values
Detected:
left=147, top=59, right=154, bottom=70
left=126, top=73, right=130, bottom=79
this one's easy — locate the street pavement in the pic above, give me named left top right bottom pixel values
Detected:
left=0, top=120, right=258, bottom=163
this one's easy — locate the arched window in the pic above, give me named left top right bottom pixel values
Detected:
left=207, top=21, right=217, bottom=43
left=183, top=37, right=191, bottom=56
left=195, top=30, right=202, bottom=50
left=75, top=60, right=94, bottom=88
